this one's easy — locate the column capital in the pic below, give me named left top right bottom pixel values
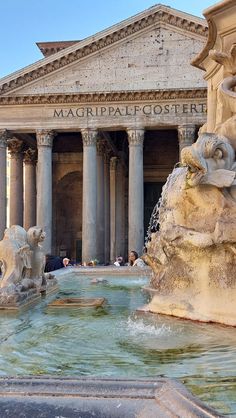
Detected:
left=127, top=128, right=145, bottom=146
left=0, top=130, right=9, bottom=148
left=36, top=129, right=56, bottom=147
left=23, top=148, right=37, bottom=165
left=104, top=149, right=112, bottom=164
left=178, top=124, right=196, bottom=146
left=97, top=139, right=106, bottom=156
left=7, top=137, right=23, bottom=157
left=81, top=129, right=98, bottom=147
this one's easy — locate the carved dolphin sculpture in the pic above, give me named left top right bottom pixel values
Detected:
left=181, top=133, right=236, bottom=196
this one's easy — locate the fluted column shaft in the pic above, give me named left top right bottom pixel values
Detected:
left=178, top=124, right=196, bottom=160
left=115, top=160, right=126, bottom=259
left=81, top=129, right=98, bottom=263
left=8, top=138, right=24, bottom=226
left=110, top=157, right=117, bottom=262
left=36, top=130, right=55, bottom=254
left=96, top=140, right=105, bottom=264
left=0, top=131, right=8, bottom=238
left=127, top=128, right=144, bottom=256
left=24, top=149, right=37, bottom=230
left=104, top=151, right=111, bottom=264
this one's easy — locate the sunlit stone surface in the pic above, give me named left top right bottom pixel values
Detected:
left=144, top=0, right=236, bottom=326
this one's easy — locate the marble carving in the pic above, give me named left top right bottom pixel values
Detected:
left=0, top=225, right=56, bottom=307
left=144, top=28, right=236, bottom=325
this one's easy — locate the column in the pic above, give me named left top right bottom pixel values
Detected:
left=8, top=138, right=24, bottom=226
left=115, top=160, right=126, bottom=259
left=96, top=139, right=105, bottom=264
left=81, top=129, right=98, bottom=263
left=127, top=128, right=144, bottom=256
left=0, top=130, right=8, bottom=239
left=104, top=150, right=111, bottom=264
left=178, top=124, right=196, bottom=160
left=36, top=129, right=55, bottom=254
left=23, top=148, right=37, bottom=230
left=110, top=157, right=118, bottom=262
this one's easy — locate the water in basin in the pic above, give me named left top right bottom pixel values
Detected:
left=0, top=273, right=235, bottom=416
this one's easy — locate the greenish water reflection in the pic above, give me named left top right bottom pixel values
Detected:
left=0, top=274, right=235, bottom=416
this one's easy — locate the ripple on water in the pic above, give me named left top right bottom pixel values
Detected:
left=0, top=275, right=235, bottom=415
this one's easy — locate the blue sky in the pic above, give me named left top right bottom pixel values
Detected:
left=0, top=0, right=215, bottom=78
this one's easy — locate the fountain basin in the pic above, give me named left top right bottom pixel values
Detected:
left=0, top=376, right=221, bottom=418
left=0, top=267, right=234, bottom=415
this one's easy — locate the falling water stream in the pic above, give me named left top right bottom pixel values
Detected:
left=0, top=273, right=235, bottom=416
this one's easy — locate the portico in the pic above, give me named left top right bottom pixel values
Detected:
left=0, top=121, right=203, bottom=263
left=0, top=4, right=208, bottom=262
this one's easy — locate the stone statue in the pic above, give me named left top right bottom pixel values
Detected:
left=143, top=130, right=236, bottom=326
left=0, top=225, right=57, bottom=306
left=26, top=226, right=46, bottom=289
left=143, top=3, right=236, bottom=326
left=0, top=226, right=31, bottom=289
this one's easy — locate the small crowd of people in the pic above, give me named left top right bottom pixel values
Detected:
left=44, top=250, right=146, bottom=273
left=114, top=251, right=146, bottom=268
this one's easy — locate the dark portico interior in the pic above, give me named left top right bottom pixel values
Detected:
left=50, top=128, right=181, bottom=262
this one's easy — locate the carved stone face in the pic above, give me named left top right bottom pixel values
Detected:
left=27, top=227, right=46, bottom=246
left=36, top=229, right=46, bottom=243
left=181, top=133, right=235, bottom=185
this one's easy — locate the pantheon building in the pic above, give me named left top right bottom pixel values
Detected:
left=0, top=4, right=207, bottom=263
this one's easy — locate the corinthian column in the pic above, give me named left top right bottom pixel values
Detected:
left=110, top=156, right=118, bottom=262
left=0, top=130, right=8, bottom=238
left=23, top=148, right=37, bottom=230
left=178, top=124, right=196, bottom=160
left=104, top=150, right=111, bottom=264
left=8, top=137, right=24, bottom=226
left=96, top=139, right=105, bottom=264
left=81, top=129, right=98, bottom=263
left=36, top=129, right=56, bottom=254
left=127, top=128, right=144, bottom=256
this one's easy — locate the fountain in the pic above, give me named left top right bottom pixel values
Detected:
left=143, top=0, right=236, bottom=327
left=0, top=1, right=235, bottom=416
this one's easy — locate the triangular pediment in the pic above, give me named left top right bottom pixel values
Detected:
left=0, top=4, right=208, bottom=97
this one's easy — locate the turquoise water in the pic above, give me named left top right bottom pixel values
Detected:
left=0, top=273, right=235, bottom=416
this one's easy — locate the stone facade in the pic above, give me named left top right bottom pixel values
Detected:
left=0, top=4, right=207, bottom=262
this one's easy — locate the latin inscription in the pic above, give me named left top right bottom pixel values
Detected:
left=53, top=103, right=206, bottom=118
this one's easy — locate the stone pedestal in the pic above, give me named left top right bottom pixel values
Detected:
left=127, top=128, right=144, bottom=256
left=0, top=131, right=7, bottom=239
left=178, top=124, right=196, bottom=159
left=8, top=138, right=24, bottom=226
left=36, top=130, right=55, bottom=254
left=81, top=129, right=98, bottom=263
left=145, top=244, right=236, bottom=327
left=24, top=149, right=37, bottom=230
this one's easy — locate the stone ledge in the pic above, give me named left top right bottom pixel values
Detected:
left=0, top=280, right=58, bottom=311
left=53, top=265, right=151, bottom=278
left=0, top=376, right=222, bottom=418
